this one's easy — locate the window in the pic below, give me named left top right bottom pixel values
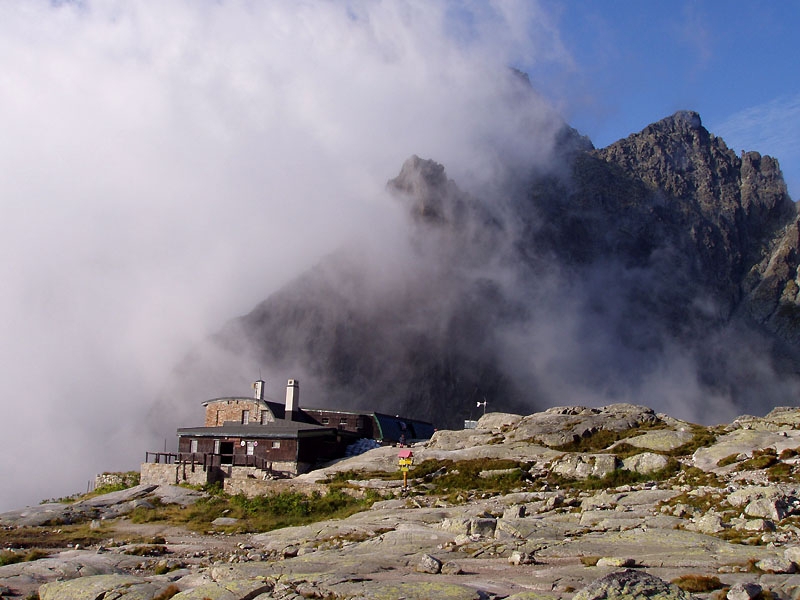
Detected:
left=261, top=411, right=270, bottom=424
left=246, top=441, right=255, bottom=456
left=321, top=417, right=329, bottom=425
left=242, top=410, right=250, bottom=424
left=213, top=440, right=220, bottom=454
left=190, top=439, right=198, bottom=453
left=339, top=417, right=348, bottom=425
left=271, top=441, right=281, bottom=449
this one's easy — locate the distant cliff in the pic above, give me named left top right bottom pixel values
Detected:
left=161, top=111, right=800, bottom=429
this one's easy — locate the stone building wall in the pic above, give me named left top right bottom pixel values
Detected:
left=204, top=399, right=274, bottom=427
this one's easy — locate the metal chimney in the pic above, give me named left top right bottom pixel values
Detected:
left=253, top=380, right=265, bottom=401
left=285, top=379, right=299, bottom=420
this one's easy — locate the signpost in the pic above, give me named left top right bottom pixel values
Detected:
left=398, top=449, right=413, bottom=490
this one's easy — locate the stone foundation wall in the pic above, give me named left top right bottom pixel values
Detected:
left=140, top=460, right=312, bottom=492
left=94, top=471, right=140, bottom=490
left=140, top=463, right=211, bottom=487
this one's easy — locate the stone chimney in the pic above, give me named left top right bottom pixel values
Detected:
left=253, top=380, right=265, bottom=401
left=285, top=379, right=299, bottom=420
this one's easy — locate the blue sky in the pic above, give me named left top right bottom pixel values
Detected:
left=526, top=1, right=800, bottom=197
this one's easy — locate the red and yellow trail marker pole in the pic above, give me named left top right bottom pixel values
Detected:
left=398, top=449, right=413, bottom=490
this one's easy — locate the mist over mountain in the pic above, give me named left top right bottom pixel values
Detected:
left=157, top=111, right=800, bottom=430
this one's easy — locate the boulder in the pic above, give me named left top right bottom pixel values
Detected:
left=510, top=404, right=659, bottom=448
left=620, top=430, right=694, bottom=452
left=622, top=452, right=669, bottom=474
left=572, top=569, right=693, bottom=600
left=508, top=551, right=535, bottom=565
left=745, top=497, right=789, bottom=521
left=39, top=574, right=154, bottom=600
left=727, top=582, right=762, bottom=600
left=551, top=454, right=618, bottom=479
left=756, top=557, right=796, bottom=574
left=476, top=412, right=523, bottom=431
left=693, top=429, right=800, bottom=471
left=469, top=517, right=497, bottom=537
left=595, top=557, right=635, bottom=567
left=416, top=553, right=442, bottom=574
left=690, top=512, right=725, bottom=534
left=784, top=545, right=800, bottom=565
left=441, top=560, right=463, bottom=575
left=74, top=484, right=158, bottom=508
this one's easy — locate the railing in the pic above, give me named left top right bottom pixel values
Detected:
left=144, top=451, right=281, bottom=475
left=145, top=452, right=179, bottom=464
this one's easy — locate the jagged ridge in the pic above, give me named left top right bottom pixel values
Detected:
left=161, top=111, right=800, bottom=429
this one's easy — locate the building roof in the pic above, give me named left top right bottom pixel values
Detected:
left=177, top=420, right=338, bottom=440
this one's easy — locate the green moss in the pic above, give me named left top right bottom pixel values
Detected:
left=679, top=466, right=723, bottom=487
left=767, top=461, right=795, bottom=482
left=740, top=448, right=778, bottom=470
left=717, top=453, right=741, bottom=467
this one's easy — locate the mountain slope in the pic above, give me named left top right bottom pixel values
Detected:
left=160, top=111, right=800, bottom=429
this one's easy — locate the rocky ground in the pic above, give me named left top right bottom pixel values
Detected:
left=5, top=404, right=800, bottom=599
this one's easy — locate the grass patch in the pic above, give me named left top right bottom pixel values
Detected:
left=717, top=453, right=741, bottom=467
left=324, top=458, right=532, bottom=497
left=580, top=556, right=601, bottom=566
left=0, top=523, right=110, bottom=550
left=129, top=489, right=376, bottom=533
left=663, top=426, right=719, bottom=457
left=610, top=442, right=648, bottom=459
left=547, top=458, right=681, bottom=491
left=767, top=461, right=795, bottom=482
left=552, top=429, right=631, bottom=453
left=739, top=448, right=778, bottom=471
left=0, top=548, right=50, bottom=566
left=671, top=574, right=724, bottom=593
left=678, top=467, right=724, bottom=487
left=403, top=458, right=530, bottom=498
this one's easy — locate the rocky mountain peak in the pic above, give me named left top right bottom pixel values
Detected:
left=387, top=154, right=464, bottom=225
left=156, top=110, right=800, bottom=434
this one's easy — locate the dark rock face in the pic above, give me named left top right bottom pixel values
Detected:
left=160, top=111, right=800, bottom=430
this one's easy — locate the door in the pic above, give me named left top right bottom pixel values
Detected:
left=219, top=441, right=234, bottom=465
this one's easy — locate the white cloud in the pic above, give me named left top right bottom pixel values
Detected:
left=0, top=0, right=568, bottom=510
